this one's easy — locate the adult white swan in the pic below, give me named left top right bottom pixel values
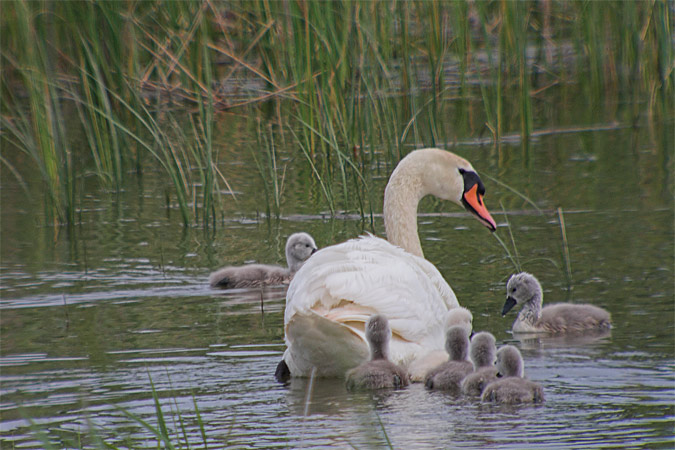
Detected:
left=276, top=148, right=496, bottom=381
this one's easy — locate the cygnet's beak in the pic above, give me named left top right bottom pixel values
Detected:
left=496, top=372, right=503, bottom=378
left=502, top=296, right=517, bottom=316
left=311, top=247, right=318, bottom=255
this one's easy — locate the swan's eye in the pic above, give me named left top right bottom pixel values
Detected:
left=458, top=168, right=466, bottom=175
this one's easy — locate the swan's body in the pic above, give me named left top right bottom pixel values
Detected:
left=278, top=149, right=496, bottom=380
left=209, top=233, right=317, bottom=289
left=503, top=272, right=612, bottom=333
left=481, top=345, right=544, bottom=404
left=276, top=149, right=496, bottom=380
left=345, top=315, right=410, bottom=390
left=424, top=325, right=473, bottom=392
left=461, top=331, right=498, bottom=396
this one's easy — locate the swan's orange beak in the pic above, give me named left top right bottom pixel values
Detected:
left=463, top=184, right=497, bottom=231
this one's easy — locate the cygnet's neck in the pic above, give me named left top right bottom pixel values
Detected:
left=449, top=344, right=468, bottom=362
left=516, top=290, right=543, bottom=329
left=383, top=157, right=428, bottom=258
left=504, top=360, right=524, bottom=378
left=287, top=255, right=302, bottom=273
left=370, top=339, right=388, bottom=361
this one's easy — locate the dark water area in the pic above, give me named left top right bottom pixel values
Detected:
left=1, top=106, right=674, bottom=448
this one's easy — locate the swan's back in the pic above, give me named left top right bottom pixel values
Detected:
left=424, top=360, right=473, bottom=392
left=209, top=232, right=317, bottom=289
left=461, top=367, right=498, bottom=396
left=345, top=360, right=409, bottom=390
left=209, top=264, right=290, bottom=289
left=285, top=235, right=458, bottom=376
left=538, top=303, right=612, bottom=333
left=481, top=377, right=545, bottom=404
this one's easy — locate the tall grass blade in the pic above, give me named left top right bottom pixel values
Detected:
left=148, top=374, right=175, bottom=449
left=375, top=411, right=394, bottom=450
left=557, top=207, right=572, bottom=290
left=483, top=173, right=543, bottom=214
left=193, top=393, right=208, bottom=449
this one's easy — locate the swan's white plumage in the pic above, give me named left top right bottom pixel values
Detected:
left=284, top=234, right=459, bottom=377
left=281, top=148, right=496, bottom=379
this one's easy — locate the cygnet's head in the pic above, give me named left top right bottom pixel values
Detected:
left=495, top=345, right=524, bottom=378
left=365, top=314, right=391, bottom=360
left=503, top=272, right=543, bottom=316
left=444, top=306, right=473, bottom=336
left=445, top=325, right=470, bottom=361
left=469, top=331, right=497, bottom=369
left=285, top=232, right=318, bottom=272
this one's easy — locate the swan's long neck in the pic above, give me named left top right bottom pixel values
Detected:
left=287, top=256, right=302, bottom=273
left=383, top=160, right=426, bottom=257
left=383, top=149, right=467, bottom=258
left=517, top=291, right=543, bottom=328
left=371, top=343, right=388, bottom=361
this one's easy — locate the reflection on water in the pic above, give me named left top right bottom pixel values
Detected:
left=1, top=124, right=674, bottom=448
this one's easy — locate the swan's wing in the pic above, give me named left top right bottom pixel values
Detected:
left=285, top=235, right=459, bottom=372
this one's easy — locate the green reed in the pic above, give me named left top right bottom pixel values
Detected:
left=2, top=0, right=75, bottom=225
left=557, top=207, right=573, bottom=290
left=253, top=120, right=286, bottom=217
left=1, top=0, right=671, bottom=225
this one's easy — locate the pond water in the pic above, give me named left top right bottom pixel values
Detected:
left=1, top=113, right=673, bottom=448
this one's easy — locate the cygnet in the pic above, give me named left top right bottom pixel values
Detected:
left=408, top=306, right=473, bottom=382
left=424, top=325, right=473, bottom=392
left=461, top=331, right=498, bottom=396
left=503, top=272, right=612, bottom=333
left=209, top=232, right=317, bottom=289
left=481, top=345, right=544, bottom=404
left=345, top=314, right=410, bottom=390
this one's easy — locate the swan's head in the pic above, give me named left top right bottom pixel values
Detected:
left=503, top=272, right=543, bottom=316
left=495, top=345, right=524, bottom=378
left=445, top=325, right=470, bottom=361
left=365, top=314, right=391, bottom=359
left=286, top=232, right=318, bottom=272
left=444, top=306, right=473, bottom=336
left=469, top=331, right=497, bottom=368
left=415, top=149, right=497, bottom=231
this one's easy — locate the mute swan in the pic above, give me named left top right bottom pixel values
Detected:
left=481, top=345, right=544, bottom=404
left=209, top=232, right=317, bottom=289
left=424, top=325, right=473, bottom=392
left=503, top=272, right=612, bottom=333
left=276, top=148, right=496, bottom=381
left=461, top=331, right=498, bottom=396
left=345, top=315, right=410, bottom=390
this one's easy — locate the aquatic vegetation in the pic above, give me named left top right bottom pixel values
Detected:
left=1, top=0, right=671, bottom=227
left=26, top=373, right=216, bottom=449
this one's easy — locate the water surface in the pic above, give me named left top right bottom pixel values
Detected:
left=1, top=121, right=673, bottom=448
